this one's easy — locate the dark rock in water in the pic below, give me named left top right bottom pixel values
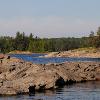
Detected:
left=55, top=77, right=65, bottom=87
left=29, top=85, right=36, bottom=95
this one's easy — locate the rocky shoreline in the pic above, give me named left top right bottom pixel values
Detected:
left=0, top=54, right=100, bottom=95
left=44, top=48, right=100, bottom=58
left=8, top=50, right=32, bottom=54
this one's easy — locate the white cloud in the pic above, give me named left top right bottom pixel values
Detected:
left=0, top=16, right=99, bottom=38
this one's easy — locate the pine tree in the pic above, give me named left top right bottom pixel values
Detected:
left=28, top=33, right=34, bottom=52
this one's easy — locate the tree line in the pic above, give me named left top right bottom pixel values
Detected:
left=0, top=27, right=100, bottom=53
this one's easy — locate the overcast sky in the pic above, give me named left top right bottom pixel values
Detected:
left=0, top=0, right=100, bottom=38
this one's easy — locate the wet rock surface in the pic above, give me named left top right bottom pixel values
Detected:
left=0, top=55, right=100, bottom=95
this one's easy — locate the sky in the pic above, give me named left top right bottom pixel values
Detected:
left=0, top=0, right=100, bottom=38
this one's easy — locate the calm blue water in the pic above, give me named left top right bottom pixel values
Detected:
left=10, top=54, right=100, bottom=64
left=3, top=54, right=99, bottom=100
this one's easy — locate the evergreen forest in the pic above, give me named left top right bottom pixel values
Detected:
left=0, top=27, right=100, bottom=53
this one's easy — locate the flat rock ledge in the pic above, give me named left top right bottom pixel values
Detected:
left=44, top=50, right=100, bottom=58
left=0, top=56, right=100, bottom=95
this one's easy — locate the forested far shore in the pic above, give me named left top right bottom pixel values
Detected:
left=0, top=27, right=100, bottom=53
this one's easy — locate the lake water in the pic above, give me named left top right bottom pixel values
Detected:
left=2, top=54, right=99, bottom=100
left=10, top=54, right=100, bottom=64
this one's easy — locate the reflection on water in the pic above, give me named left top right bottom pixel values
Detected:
left=0, top=81, right=100, bottom=100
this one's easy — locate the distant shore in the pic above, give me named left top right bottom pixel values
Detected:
left=8, top=50, right=48, bottom=55
left=44, top=47, right=100, bottom=58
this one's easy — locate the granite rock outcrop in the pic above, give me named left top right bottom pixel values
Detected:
left=0, top=55, right=100, bottom=95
